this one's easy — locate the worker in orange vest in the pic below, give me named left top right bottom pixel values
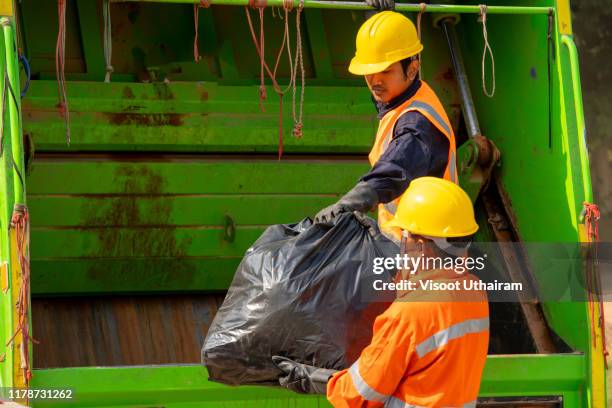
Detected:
left=314, top=11, right=458, bottom=243
left=274, top=177, right=490, bottom=407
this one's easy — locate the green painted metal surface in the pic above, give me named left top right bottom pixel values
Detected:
left=22, top=81, right=378, bottom=153
left=26, top=159, right=369, bottom=294
left=28, top=355, right=585, bottom=407
left=0, top=0, right=604, bottom=406
left=455, top=0, right=592, bottom=355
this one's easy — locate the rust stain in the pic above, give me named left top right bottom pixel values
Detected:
left=122, top=87, right=135, bottom=99
left=442, top=68, right=454, bottom=81
left=123, top=105, right=144, bottom=112
left=82, top=165, right=195, bottom=287
left=153, top=83, right=175, bottom=100
left=106, top=112, right=184, bottom=127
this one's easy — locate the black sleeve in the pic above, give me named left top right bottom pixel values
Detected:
left=360, top=111, right=450, bottom=204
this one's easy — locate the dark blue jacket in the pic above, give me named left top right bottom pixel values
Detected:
left=360, top=79, right=450, bottom=204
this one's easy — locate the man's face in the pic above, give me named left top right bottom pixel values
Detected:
left=365, top=59, right=419, bottom=103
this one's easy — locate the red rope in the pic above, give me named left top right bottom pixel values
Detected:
left=583, top=202, right=608, bottom=368
left=6, top=206, right=39, bottom=399
left=245, top=2, right=295, bottom=159
left=56, top=0, right=70, bottom=145
left=584, top=202, right=600, bottom=242
left=291, top=0, right=305, bottom=138
left=244, top=3, right=267, bottom=111
left=194, top=0, right=210, bottom=63
left=193, top=4, right=201, bottom=62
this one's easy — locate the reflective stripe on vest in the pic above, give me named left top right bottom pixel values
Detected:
left=381, top=99, right=457, bottom=216
left=347, top=315, right=488, bottom=406
left=415, top=317, right=490, bottom=358
left=348, top=359, right=389, bottom=403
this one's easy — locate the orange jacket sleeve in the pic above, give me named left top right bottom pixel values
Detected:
left=326, top=305, right=414, bottom=407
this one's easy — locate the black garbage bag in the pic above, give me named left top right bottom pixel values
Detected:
left=202, top=212, right=398, bottom=386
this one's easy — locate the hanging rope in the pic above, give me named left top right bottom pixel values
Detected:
left=478, top=4, right=495, bottom=97
left=272, top=0, right=296, bottom=158
left=56, top=0, right=70, bottom=145
left=416, top=3, right=426, bottom=80
left=103, top=0, right=113, bottom=82
left=245, top=5, right=267, bottom=110
left=245, top=0, right=305, bottom=155
left=245, top=0, right=297, bottom=158
left=245, top=1, right=268, bottom=112
left=194, top=4, right=200, bottom=62
left=6, top=205, right=39, bottom=395
left=291, top=0, right=305, bottom=138
left=582, top=202, right=608, bottom=368
left=194, top=0, right=211, bottom=62
left=584, top=202, right=600, bottom=243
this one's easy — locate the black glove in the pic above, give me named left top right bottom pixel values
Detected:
left=314, top=181, right=379, bottom=224
left=365, top=0, right=395, bottom=10
left=272, top=356, right=338, bottom=395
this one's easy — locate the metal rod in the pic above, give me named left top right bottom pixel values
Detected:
left=111, top=0, right=552, bottom=15
left=0, top=17, right=25, bottom=205
left=440, top=19, right=481, bottom=138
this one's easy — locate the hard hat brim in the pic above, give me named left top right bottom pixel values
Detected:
left=348, top=59, right=394, bottom=76
left=384, top=218, right=479, bottom=238
left=348, top=43, right=424, bottom=76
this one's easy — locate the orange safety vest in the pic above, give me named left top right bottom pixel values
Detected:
left=369, top=81, right=458, bottom=241
left=327, top=269, right=489, bottom=408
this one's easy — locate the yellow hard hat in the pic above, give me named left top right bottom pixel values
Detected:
left=385, top=177, right=479, bottom=238
left=349, top=11, right=423, bottom=76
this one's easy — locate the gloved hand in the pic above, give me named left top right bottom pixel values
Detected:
left=272, top=356, right=338, bottom=395
left=314, top=181, right=379, bottom=224
left=365, top=0, right=395, bottom=10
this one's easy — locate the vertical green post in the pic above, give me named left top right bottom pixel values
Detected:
left=1, top=17, right=24, bottom=205
left=0, top=15, right=25, bottom=391
left=0, top=17, right=14, bottom=390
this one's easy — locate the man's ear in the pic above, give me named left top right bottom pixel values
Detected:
left=407, top=58, right=420, bottom=81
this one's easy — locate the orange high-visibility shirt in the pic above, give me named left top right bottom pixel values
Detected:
left=370, top=81, right=458, bottom=242
left=327, top=269, right=489, bottom=408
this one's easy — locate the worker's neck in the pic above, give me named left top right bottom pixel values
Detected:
left=376, top=78, right=422, bottom=119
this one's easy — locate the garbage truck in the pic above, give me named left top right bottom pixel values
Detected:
left=0, top=0, right=606, bottom=406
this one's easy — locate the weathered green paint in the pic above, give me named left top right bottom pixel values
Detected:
left=22, top=81, right=377, bottom=153
left=75, top=1, right=106, bottom=82
left=28, top=355, right=585, bottom=407
left=25, top=159, right=367, bottom=294
left=25, top=160, right=369, bottom=194
left=303, top=10, right=334, bottom=81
